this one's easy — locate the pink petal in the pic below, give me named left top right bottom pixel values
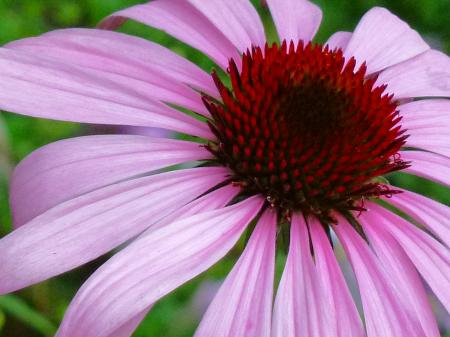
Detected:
left=4, top=43, right=206, bottom=117
left=326, top=31, right=352, bottom=51
left=344, top=7, right=429, bottom=74
left=399, top=100, right=450, bottom=127
left=148, top=184, right=240, bottom=232
left=360, top=208, right=441, bottom=337
left=404, top=130, right=450, bottom=157
left=187, top=0, right=265, bottom=51
left=334, top=218, right=424, bottom=337
left=399, top=100, right=450, bottom=156
left=400, top=151, right=450, bottom=187
left=6, top=28, right=218, bottom=100
left=194, top=210, right=276, bottom=337
left=377, top=50, right=450, bottom=99
left=106, top=310, right=150, bottom=337
left=365, top=203, right=450, bottom=312
left=385, top=187, right=450, bottom=247
left=103, top=184, right=240, bottom=337
left=0, top=48, right=211, bottom=138
left=0, top=167, right=227, bottom=295
left=99, top=0, right=239, bottom=69
left=272, top=214, right=322, bottom=337
left=405, top=129, right=450, bottom=157
left=266, top=0, right=322, bottom=43
left=10, top=135, right=210, bottom=227
left=409, top=136, right=449, bottom=158
left=309, top=219, right=364, bottom=337
left=56, top=196, right=264, bottom=337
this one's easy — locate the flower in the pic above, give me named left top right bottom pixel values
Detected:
left=0, top=1, right=449, bottom=336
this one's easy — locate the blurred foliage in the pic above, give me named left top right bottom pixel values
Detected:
left=0, top=0, right=449, bottom=336
left=0, top=295, right=56, bottom=336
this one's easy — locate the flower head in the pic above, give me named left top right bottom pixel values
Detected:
left=205, top=41, right=408, bottom=222
left=0, top=1, right=449, bottom=337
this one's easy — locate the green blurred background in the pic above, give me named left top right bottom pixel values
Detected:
left=0, top=0, right=449, bottom=336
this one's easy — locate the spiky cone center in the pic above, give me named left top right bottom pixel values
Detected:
left=204, top=41, right=409, bottom=223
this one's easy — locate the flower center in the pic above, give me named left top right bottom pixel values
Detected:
left=203, top=41, right=408, bottom=222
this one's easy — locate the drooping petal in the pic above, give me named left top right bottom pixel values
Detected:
left=106, top=310, right=150, bottom=337
left=272, top=214, right=322, bottom=337
left=3, top=43, right=206, bottom=116
left=147, top=184, right=240, bottom=231
left=334, top=218, right=423, bottom=337
left=0, top=48, right=211, bottom=138
left=344, top=7, right=429, bottom=74
left=56, top=196, right=264, bottom=337
left=99, top=0, right=239, bottom=68
left=6, top=28, right=218, bottom=99
left=309, top=219, right=364, bottom=337
left=366, top=203, right=450, bottom=311
left=11, top=135, right=211, bottom=227
left=399, top=100, right=450, bottom=156
left=360, top=208, right=441, bottom=337
left=385, top=187, right=450, bottom=247
left=376, top=50, right=450, bottom=99
left=0, top=167, right=227, bottom=295
left=194, top=209, right=276, bottom=337
left=399, top=99, right=450, bottom=127
left=266, top=0, right=322, bottom=43
left=326, top=31, right=352, bottom=51
left=404, top=131, right=449, bottom=157
left=187, top=0, right=266, bottom=51
left=101, top=184, right=240, bottom=337
left=400, top=151, right=450, bottom=187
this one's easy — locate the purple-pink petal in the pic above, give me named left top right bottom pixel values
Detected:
left=399, top=100, right=450, bottom=128
left=360, top=209, right=440, bottom=337
left=187, top=0, right=266, bottom=51
left=10, top=135, right=210, bottom=226
left=377, top=50, right=450, bottom=99
left=0, top=167, right=227, bottom=295
left=194, top=210, right=276, bottom=337
left=0, top=48, right=211, bottom=138
left=56, top=196, right=264, bottom=337
left=4, top=38, right=207, bottom=116
left=6, top=28, right=219, bottom=99
left=399, top=100, right=450, bottom=157
left=335, top=218, right=423, bottom=337
left=326, top=31, right=352, bottom=51
left=366, top=204, right=450, bottom=312
left=266, top=0, right=322, bottom=43
left=344, top=7, right=429, bottom=74
left=272, top=214, right=322, bottom=337
left=97, top=185, right=239, bottom=337
left=106, top=310, right=150, bottom=337
left=385, top=188, right=450, bottom=247
left=400, top=151, right=450, bottom=187
left=99, top=0, right=239, bottom=68
left=309, top=219, right=364, bottom=337
left=147, top=184, right=240, bottom=232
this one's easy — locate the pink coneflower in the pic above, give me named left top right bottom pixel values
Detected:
left=0, top=1, right=449, bottom=336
